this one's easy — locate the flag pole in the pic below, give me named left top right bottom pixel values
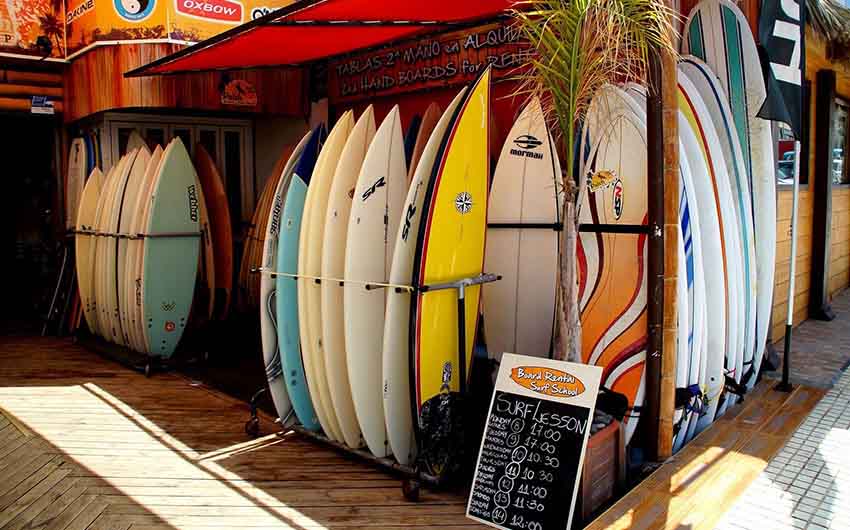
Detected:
left=777, top=139, right=800, bottom=393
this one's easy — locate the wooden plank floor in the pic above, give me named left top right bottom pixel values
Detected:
left=0, top=336, right=478, bottom=530
left=584, top=379, right=826, bottom=530
left=0, top=336, right=827, bottom=530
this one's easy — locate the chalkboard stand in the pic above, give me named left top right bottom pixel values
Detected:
left=242, top=272, right=503, bottom=497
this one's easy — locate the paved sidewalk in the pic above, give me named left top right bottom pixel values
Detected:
left=764, top=289, right=850, bottom=389
left=716, top=369, right=850, bottom=530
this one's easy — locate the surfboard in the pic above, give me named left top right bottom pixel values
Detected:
left=321, top=106, right=376, bottom=449
left=142, top=138, right=201, bottom=358
left=299, top=112, right=354, bottom=443
left=683, top=0, right=776, bottom=387
left=483, top=96, right=562, bottom=361
left=125, top=146, right=164, bottom=353
left=76, top=168, right=103, bottom=335
left=194, top=145, right=234, bottom=320
left=91, top=163, right=120, bottom=338
left=131, top=144, right=166, bottom=353
left=102, top=150, right=138, bottom=345
left=679, top=73, right=745, bottom=418
left=261, top=131, right=312, bottom=425
left=677, top=141, right=709, bottom=447
left=681, top=58, right=758, bottom=394
left=678, top=87, right=731, bottom=431
left=66, top=138, right=87, bottom=231
left=117, top=146, right=152, bottom=347
left=277, top=126, right=325, bottom=432
left=408, top=103, right=442, bottom=182
left=127, top=131, right=147, bottom=154
left=344, top=106, right=406, bottom=457
left=383, top=89, right=467, bottom=466
left=578, top=85, right=648, bottom=445
left=411, top=68, right=491, bottom=420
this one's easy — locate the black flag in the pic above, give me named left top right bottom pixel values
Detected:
left=758, top=0, right=806, bottom=139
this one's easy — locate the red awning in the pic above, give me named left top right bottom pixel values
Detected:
left=126, top=0, right=515, bottom=77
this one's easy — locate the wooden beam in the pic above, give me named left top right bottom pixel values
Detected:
left=0, top=70, right=63, bottom=87
left=659, top=41, right=679, bottom=460
left=0, top=84, right=62, bottom=98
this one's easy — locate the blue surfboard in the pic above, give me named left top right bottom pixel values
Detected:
left=276, top=126, right=325, bottom=431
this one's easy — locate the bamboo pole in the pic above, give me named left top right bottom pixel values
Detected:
left=658, top=41, right=679, bottom=459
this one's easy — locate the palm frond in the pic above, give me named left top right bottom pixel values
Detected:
left=512, top=0, right=678, bottom=183
left=807, top=0, right=850, bottom=61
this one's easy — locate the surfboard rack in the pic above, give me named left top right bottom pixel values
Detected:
left=578, top=223, right=650, bottom=234
left=72, top=229, right=202, bottom=239
left=242, top=271, right=502, bottom=499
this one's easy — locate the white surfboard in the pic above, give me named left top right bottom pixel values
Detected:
left=124, top=146, right=163, bottom=353
left=683, top=0, right=776, bottom=387
left=75, top=168, right=104, bottom=336
left=344, top=106, right=406, bottom=457
left=66, top=138, right=88, bottom=230
left=117, top=146, right=152, bottom=347
left=382, top=89, right=468, bottom=465
left=483, top=96, right=563, bottom=361
left=321, top=106, right=376, bottom=449
left=679, top=73, right=745, bottom=418
left=298, top=111, right=354, bottom=443
left=678, top=93, right=729, bottom=431
left=260, top=130, right=312, bottom=424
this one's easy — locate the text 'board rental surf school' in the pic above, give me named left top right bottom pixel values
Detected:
left=1, top=0, right=847, bottom=526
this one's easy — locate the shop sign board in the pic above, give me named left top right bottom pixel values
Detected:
left=31, top=96, right=55, bottom=115
left=328, top=22, right=532, bottom=104
left=220, top=78, right=257, bottom=106
left=466, top=353, right=602, bottom=530
left=65, top=0, right=292, bottom=55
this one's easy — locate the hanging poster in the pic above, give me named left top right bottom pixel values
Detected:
left=328, top=22, right=532, bottom=104
left=467, top=353, right=602, bottom=530
left=0, top=0, right=65, bottom=58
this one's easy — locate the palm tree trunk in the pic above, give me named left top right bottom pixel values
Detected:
left=555, top=179, right=581, bottom=362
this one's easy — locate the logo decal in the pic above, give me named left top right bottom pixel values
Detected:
left=187, top=184, right=199, bottom=223
left=401, top=182, right=423, bottom=242
left=509, top=134, right=544, bottom=160
left=175, top=0, right=243, bottom=24
left=361, top=176, right=386, bottom=201
left=164, top=321, right=176, bottom=332
left=587, top=169, right=617, bottom=193
left=510, top=365, right=586, bottom=398
left=454, top=192, right=472, bottom=214
left=250, top=5, right=271, bottom=19
left=613, top=179, right=624, bottom=219
left=114, top=0, right=155, bottom=22
left=67, top=0, right=95, bottom=24
left=513, top=134, right=542, bottom=150
left=161, top=301, right=176, bottom=312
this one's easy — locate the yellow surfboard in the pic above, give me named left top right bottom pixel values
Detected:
left=411, top=68, right=491, bottom=413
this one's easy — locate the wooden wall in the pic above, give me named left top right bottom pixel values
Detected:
left=772, top=30, right=850, bottom=342
left=63, top=43, right=307, bottom=123
left=0, top=65, right=63, bottom=113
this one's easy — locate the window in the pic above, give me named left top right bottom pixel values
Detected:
left=776, top=80, right=810, bottom=186
left=832, top=99, right=848, bottom=185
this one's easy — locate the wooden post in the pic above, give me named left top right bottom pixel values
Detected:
left=810, top=69, right=836, bottom=321
left=645, top=37, right=679, bottom=461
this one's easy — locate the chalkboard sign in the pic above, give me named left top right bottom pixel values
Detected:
left=466, top=353, right=602, bottom=530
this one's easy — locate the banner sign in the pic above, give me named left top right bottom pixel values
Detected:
left=31, top=96, right=55, bottom=115
left=328, top=22, right=532, bottom=104
left=467, top=354, right=602, bottom=530
left=0, top=0, right=65, bottom=58
left=758, top=0, right=805, bottom=139
left=65, top=0, right=293, bottom=55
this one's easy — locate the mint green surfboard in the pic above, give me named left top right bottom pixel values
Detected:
left=143, top=138, right=200, bottom=358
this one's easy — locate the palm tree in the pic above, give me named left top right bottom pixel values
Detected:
left=37, top=13, right=63, bottom=55
left=511, top=0, right=677, bottom=361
